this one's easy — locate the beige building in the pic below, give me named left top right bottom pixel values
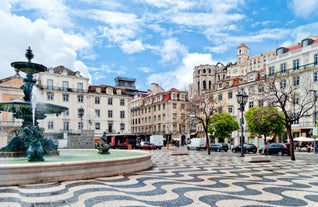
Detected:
left=191, top=35, right=318, bottom=148
left=131, top=83, right=189, bottom=144
left=0, top=74, right=24, bottom=147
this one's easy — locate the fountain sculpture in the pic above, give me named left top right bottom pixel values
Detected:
left=0, top=47, right=68, bottom=161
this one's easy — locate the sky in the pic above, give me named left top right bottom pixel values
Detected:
left=1, top=0, right=318, bottom=92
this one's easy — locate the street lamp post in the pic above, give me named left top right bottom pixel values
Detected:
left=310, top=90, right=317, bottom=155
left=236, top=88, right=248, bottom=157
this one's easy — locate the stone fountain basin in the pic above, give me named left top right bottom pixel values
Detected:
left=0, top=149, right=153, bottom=186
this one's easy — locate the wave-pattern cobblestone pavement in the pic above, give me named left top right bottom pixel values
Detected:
left=1, top=148, right=317, bottom=207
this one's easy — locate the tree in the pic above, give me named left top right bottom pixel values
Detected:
left=258, top=73, right=315, bottom=161
left=244, top=107, right=285, bottom=152
left=188, top=94, right=217, bottom=155
left=209, top=113, right=239, bottom=142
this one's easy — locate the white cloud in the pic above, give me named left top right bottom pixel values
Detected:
left=158, top=38, right=187, bottom=63
left=8, top=0, right=73, bottom=29
left=121, top=40, right=145, bottom=54
left=0, top=4, right=90, bottom=80
left=139, top=66, right=152, bottom=73
left=290, top=0, right=318, bottom=18
left=147, top=53, right=214, bottom=90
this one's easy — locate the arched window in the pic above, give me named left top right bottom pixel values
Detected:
left=203, top=80, right=206, bottom=90
left=203, top=69, right=206, bottom=73
left=197, top=81, right=200, bottom=90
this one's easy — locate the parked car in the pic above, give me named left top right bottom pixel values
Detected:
left=267, top=143, right=290, bottom=156
left=232, top=144, right=257, bottom=154
left=187, top=138, right=206, bottom=151
left=138, top=141, right=156, bottom=150
left=210, top=143, right=229, bottom=152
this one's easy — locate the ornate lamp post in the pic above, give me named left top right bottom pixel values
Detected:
left=236, top=88, right=248, bottom=157
left=310, top=90, right=317, bottom=155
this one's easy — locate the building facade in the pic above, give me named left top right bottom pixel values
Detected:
left=191, top=35, right=318, bottom=148
left=35, top=65, right=132, bottom=138
left=130, top=83, right=189, bottom=144
left=0, top=74, right=24, bottom=147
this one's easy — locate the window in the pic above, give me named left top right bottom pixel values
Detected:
left=158, top=104, right=161, bottom=111
left=78, top=95, right=83, bottom=103
left=78, top=122, right=83, bottom=130
left=228, top=92, right=233, bottom=99
left=314, top=54, right=318, bottom=66
left=163, top=103, right=165, bottom=110
left=108, top=123, right=113, bottom=133
left=120, top=111, right=125, bottom=119
left=280, top=63, right=286, bottom=73
left=47, top=79, right=53, bottom=90
left=95, top=122, right=100, bottom=130
left=258, top=86, right=264, bottom=93
left=180, top=93, right=185, bottom=100
left=172, top=93, right=177, bottom=100
left=173, top=103, right=177, bottom=109
left=95, top=97, right=100, bottom=104
left=120, top=99, right=125, bottom=106
left=154, top=105, right=156, bottom=111
left=62, top=81, right=69, bottom=91
left=120, top=123, right=125, bottom=131
left=63, top=94, right=69, bottom=102
left=108, top=110, right=113, bottom=118
left=293, top=59, right=300, bottom=71
left=314, top=72, right=318, bottom=82
left=181, top=104, right=185, bottom=109
left=77, top=82, right=83, bottom=92
left=249, top=101, right=254, bottom=108
left=63, top=121, right=69, bottom=131
left=47, top=92, right=54, bottom=100
left=228, top=106, right=233, bottom=113
left=293, top=76, right=300, bottom=86
left=269, top=66, right=275, bottom=76
left=108, top=98, right=113, bottom=105
left=258, top=100, right=264, bottom=107
left=95, top=109, right=100, bottom=117
left=218, top=93, right=222, bottom=101
left=48, top=121, right=54, bottom=129
left=280, top=79, right=287, bottom=88
left=173, top=113, right=177, bottom=121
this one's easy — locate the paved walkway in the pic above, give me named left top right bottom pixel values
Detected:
left=0, top=147, right=317, bottom=207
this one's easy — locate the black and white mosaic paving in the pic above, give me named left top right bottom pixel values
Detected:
left=0, top=148, right=317, bottom=207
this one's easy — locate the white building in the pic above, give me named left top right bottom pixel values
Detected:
left=35, top=65, right=131, bottom=138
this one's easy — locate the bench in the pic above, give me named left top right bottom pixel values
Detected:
left=244, top=156, right=271, bottom=163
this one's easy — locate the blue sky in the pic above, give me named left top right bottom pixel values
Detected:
left=1, top=0, right=318, bottom=91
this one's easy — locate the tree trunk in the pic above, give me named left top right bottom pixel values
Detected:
left=205, top=129, right=210, bottom=155
left=286, top=125, right=296, bottom=161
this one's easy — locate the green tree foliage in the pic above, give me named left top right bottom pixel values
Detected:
left=244, top=107, right=285, bottom=144
left=209, top=113, right=239, bottom=141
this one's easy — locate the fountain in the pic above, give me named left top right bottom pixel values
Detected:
left=0, top=47, right=68, bottom=161
left=0, top=48, right=153, bottom=186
